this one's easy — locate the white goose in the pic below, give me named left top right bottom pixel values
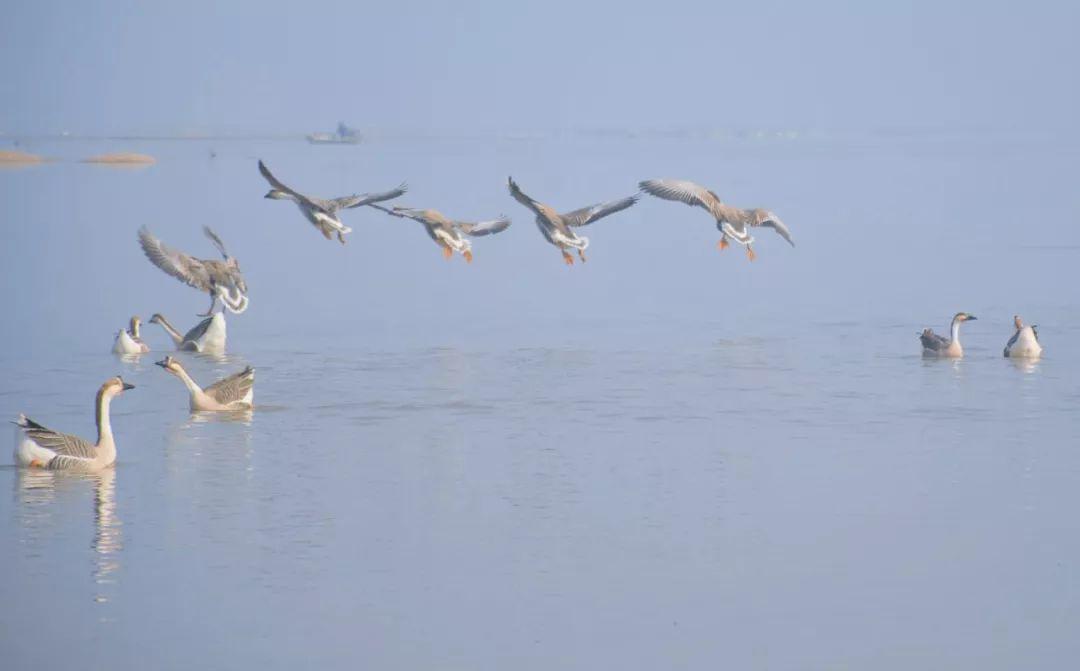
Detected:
left=14, top=376, right=135, bottom=471
left=149, top=312, right=227, bottom=353
left=1003, top=315, right=1042, bottom=359
left=112, top=316, right=150, bottom=354
left=155, top=356, right=254, bottom=411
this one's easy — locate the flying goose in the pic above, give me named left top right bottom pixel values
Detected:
left=112, top=316, right=150, bottom=354
left=155, top=356, right=254, bottom=411
left=507, top=177, right=638, bottom=265
left=368, top=203, right=511, bottom=262
left=920, top=312, right=977, bottom=357
left=258, top=160, right=407, bottom=244
left=149, top=312, right=226, bottom=353
left=638, top=179, right=794, bottom=261
left=13, top=376, right=135, bottom=471
left=138, top=226, right=248, bottom=315
left=1003, top=315, right=1042, bottom=359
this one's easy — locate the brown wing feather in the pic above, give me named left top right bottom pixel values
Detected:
left=204, top=367, right=254, bottom=405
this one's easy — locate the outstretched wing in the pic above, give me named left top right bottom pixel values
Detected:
left=560, top=195, right=638, bottom=227
left=17, top=415, right=97, bottom=460
left=258, top=160, right=326, bottom=209
left=638, top=179, right=723, bottom=214
left=138, top=227, right=213, bottom=292
left=507, top=177, right=569, bottom=235
left=752, top=213, right=795, bottom=247
left=455, top=216, right=512, bottom=237
left=203, top=226, right=230, bottom=258
left=337, top=183, right=409, bottom=210
left=204, top=367, right=254, bottom=405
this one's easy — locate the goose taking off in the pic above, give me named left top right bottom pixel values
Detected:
left=507, top=177, right=638, bottom=265
left=155, top=356, right=254, bottom=411
left=920, top=312, right=977, bottom=358
left=1003, top=315, right=1042, bottom=359
left=13, top=377, right=135, bottom=471
left=138, top=226, right=248, bottom=315
left=368, top=203, right=511, bottom=262
left=258, top=160, right=407, bottom=244
left=112, top=316, right=150, bottom=354
left=638, top=179, right=794, bottom=261
left=150, top=312, right=226, bottom=353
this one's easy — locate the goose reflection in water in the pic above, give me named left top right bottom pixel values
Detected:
left=15, top=468, right=122, bottom=604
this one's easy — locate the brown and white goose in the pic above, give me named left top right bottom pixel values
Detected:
left=1003, top=315, right=1042, bottom=359
left=638, top=179, right=794, bottom=261
left=149, top=312, right=226, bottom=353
left=507, top=177, right=638, bottom=265
left=14, top=377, right=135, bottom=471
left=155, top=356, right=254, bottom=411
left=138, top=226, right=248, bottom=315
left=920, top=312, right=977, bottom=358
left=368, top=203, right=511, bottom=262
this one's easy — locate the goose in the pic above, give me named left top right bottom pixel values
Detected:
left=13, top=377, right=135, bottom=471
left=507, top=177, right=638, bottom=265
left=1003, top=315, right=1042, bottom=359
left=638, top=179, right=794, bottom=261
left=138, top=226, right=248, bottom=315
left=368, top=203, right=511, bottom=262
left=112, top=316, right=150, bottom=354
left=920, top=312, right=977, bottom=357
left=155, top=356, right=254, bottom=411
left=258, top=160, right=407, bottom=244
left=149, top=312, right=227, bottom=353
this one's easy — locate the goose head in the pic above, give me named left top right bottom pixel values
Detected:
left=149, top=313, right=165, bottom=325
left=155, top=355, right=185, bottom=377
left=952, top=312, right=977, bottom=324
left=100, top=376, right=135, bottom=398
left=1013, top=315, right=1024, bottom=330
left=264, top=189, right=292, bottom=201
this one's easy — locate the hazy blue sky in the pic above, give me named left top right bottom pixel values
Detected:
left=2, top=0, right=1078, bottom=135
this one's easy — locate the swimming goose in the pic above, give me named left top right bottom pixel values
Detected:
left=149, top=312, right=227, bottom=353
left=368, top=203, right=511, bottom=262
left=507, top=177, right=638, bottom=265
left=112, top=316, right=150, bottom=354
left=1003, top=315, right=1042, bottom=359
left=138, top=226, right=248, bottom=315
left=920, top=312, right=977, bottom=357
left=258, top=160, right=407, bottom=244
left=638, top=179, right=794, bottom=261
left=13, top=377, right=135, bottom=471
left=155, top=356, right=254, bottom=411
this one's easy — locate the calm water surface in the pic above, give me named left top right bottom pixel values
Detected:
left=1, top=136, right=1078, bottom=669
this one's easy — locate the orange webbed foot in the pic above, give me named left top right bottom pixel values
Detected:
left=746, top=247, right=757, bottom=262
left=562, top=251, right=574, bottom=266
left=578, top=250, right=587, bottom=263
left=441, top=246, right=453, bottom=260
left=718, top=238, right=730, bottom=251
left=463, top=250, right=473, bottom=264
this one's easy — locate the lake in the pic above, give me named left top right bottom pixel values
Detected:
left=1, top=133, right=1078, bottom=669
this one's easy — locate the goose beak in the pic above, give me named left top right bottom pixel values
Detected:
left=122, top=382, right=135, bottom=391
left=154, top=359, right=168, bottom=369
left=967, top=315, right=978, bottom=321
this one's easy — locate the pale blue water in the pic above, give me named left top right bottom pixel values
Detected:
left=1, top=135, right=1078, bottom=669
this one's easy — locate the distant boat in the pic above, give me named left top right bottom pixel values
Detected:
left=306, top=122, right=361, bottom=145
